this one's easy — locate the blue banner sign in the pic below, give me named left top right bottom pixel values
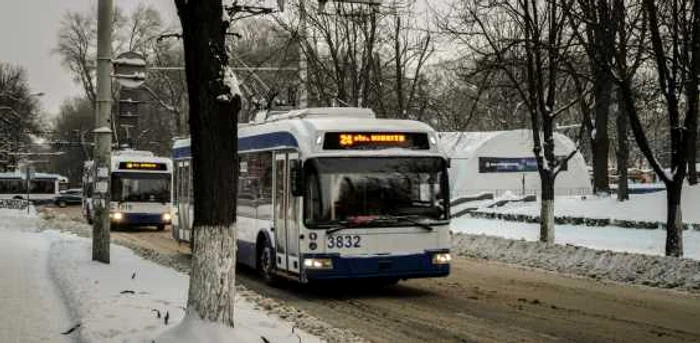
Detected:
left=478, top=157, right=568, bottom=173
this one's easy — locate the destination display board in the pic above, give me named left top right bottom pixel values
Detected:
left=118, top=162, right=168, bottom=171
left=478, top=157, right=568, bottom=173
left=323, top=132, right=430, bottom=150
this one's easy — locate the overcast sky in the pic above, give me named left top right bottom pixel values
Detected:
left=0, top=0, right=177, bottom=117
left=0, top=0, right=441, bottom=118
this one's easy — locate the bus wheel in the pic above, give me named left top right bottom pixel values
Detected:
left=258, top=240, right=278, bottom=286
left=156, top=224, right=165, bottom=231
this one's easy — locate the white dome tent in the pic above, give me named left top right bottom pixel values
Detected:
left=439, top=130, right=592, bottom=200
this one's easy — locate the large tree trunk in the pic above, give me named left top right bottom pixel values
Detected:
left=665, top=182, right=684, bottom=257
left=188, top=224, right=237, bottom=324
left=616, top=89, right=629, bottom=201
left=592, top=69, right=612, bottom=194
left=174, top=0, right=239, bottom=327
left=539, top=172, right=555, bottom=243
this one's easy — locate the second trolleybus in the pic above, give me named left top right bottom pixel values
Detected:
left=83, top=149, right=173, bottom=230
left=172, top=107, right=451, bottom=284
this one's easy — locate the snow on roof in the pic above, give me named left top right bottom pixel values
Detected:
left=0, top=171, right=67, bottom=179
left=439, top=131, right=502, bottom=159
left=264, top=107, right=375, bottom=123
left=112, top=57, right=147, bottom=66
left=172, top=138, right=191, bottom=150
left=112, top=149, right=155, bottom=157
left=440, top=130, right=578, bottom=159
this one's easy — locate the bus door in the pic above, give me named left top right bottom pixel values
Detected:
left=286, top=152, right=300, bottom=274
left=274, top=151, right=301, bottom=274
left=177, top=160, right=193, bottom=242
left=274, top=153, right=289, bottom=271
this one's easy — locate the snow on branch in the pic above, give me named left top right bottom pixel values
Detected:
left=218, top=66, right=242, bottom=103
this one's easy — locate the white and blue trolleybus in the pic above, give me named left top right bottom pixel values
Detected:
left=83, top=149, right=173, bottom=230
left=172, top=108, right=451, bottom=284
left=0, top=171, right=68, bottom=203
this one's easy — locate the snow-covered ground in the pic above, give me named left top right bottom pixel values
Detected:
left=476, top=185, right=700, bottom=224
left=451, top=217, right=700, bottom=260
left=0, top=208, right=323, bottom=343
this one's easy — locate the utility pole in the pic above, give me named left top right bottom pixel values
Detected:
left=93, top=0, right=113, bottom=263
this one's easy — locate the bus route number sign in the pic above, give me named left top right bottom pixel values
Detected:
left=119, top=162, right=167, bottom=171
left=323, top=132, right=430, bottom=150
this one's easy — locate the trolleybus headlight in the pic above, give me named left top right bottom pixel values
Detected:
left=432, top=253, right=451, bottom=265
left=303, top=258, right=333, bottom=270
left=111, top=212, right=124, bottom=221
left=162, top=213, right=172, bottom=222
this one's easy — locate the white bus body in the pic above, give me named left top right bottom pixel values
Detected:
left=173, top=108, right=451, bottom=283
left=0, top=171, right=68, bottom=203
left=83, top=150, right=173, bottom=230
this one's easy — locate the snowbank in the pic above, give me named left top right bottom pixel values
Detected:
left=452, top=233, right=700, bottom=292
left=39, top=209, right=363, bottom=342
left=479, top=184, right=700, bottom=224
left=0, top=212, right=73, bottom=343
left=47, top=233, right=323, bottom=343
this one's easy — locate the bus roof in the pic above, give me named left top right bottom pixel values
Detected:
left=173, top=107, right=444, bottom=160
left=0, top=171, right=67, bottom=180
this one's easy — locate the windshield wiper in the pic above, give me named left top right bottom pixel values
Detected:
left=394, top=216, right=434, bottom=231
left=325, top=221, right=350, bottom=235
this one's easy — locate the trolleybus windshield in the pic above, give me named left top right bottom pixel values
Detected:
left=111, top=172, right=171, bottom=203
left=304, top=157, right=448, bottom=228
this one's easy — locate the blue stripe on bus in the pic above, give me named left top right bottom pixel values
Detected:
left=172, top=132, right=299, bottom=159
left=301, top=250, right=450, bottom=280
left=173, top=146, right=191, bottom=159
left=239, top=132, right=299, bottom=151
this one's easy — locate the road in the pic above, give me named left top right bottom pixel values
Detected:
left=54, top=206, right=700, bottom=343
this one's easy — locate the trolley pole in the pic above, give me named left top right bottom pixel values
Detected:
left=92, top=0, right=113, bottom=263
left=298, top=0, right=308, bottom=108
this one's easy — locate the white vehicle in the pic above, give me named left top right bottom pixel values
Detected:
left=0, top=171, right=68, bottom=203
left=82, top=150, right=173, bottom=230
left=172, top=108, right=451, bottom=284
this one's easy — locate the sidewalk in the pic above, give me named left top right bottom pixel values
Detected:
left=0, top=213, right=73, bottom=343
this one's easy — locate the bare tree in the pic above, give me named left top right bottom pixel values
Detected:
left=442, top=0, right=584, bottom=242
left=574, top=0, right=618, bottom=195
left=172, top=0, right=240, bottom=326
left=0, top=63, right=42, bottom=170
left=563, top=0, right=648, bottom=200
left=273, top=0, right=433, bottom=119
left=614, top=0, right=699, bottom=257
left=49, top=98, right=94, bottom=184
left=56, top=11, right=99, bottom=105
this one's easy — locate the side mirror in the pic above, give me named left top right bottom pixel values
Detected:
left=446, top=158, right=451, bottom=169
left=290, top=159, right=304, bottom=197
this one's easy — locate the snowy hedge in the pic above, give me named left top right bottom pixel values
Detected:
left=468, top=210, right=700, bottom=231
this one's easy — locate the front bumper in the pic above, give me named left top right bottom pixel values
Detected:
left=301, top=250, right=450, bottom=281
left=111, top=213, right=169, bottom=226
